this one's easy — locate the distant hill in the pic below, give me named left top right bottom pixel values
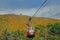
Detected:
left=0, top=14, right=60, bottom=31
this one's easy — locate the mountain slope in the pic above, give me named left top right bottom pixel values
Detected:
left=0, top=14, right=60, bottom=31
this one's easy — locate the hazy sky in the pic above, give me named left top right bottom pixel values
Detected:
left=0, top=0, right=60, bottom=19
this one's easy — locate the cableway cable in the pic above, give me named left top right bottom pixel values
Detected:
left=27, top=0, right=48, bottom=27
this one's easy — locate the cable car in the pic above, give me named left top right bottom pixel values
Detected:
left=26, top=27, right=36, bottom=39
left=25, top=0, right=47, bottom=39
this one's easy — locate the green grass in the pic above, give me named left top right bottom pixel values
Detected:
left=0, top=23, right=60, bottom=40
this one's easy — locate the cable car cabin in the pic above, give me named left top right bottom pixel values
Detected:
left=26, top=27, right=36, bottom=39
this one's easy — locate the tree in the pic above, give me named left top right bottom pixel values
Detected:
left=47, top=23, right=60, bottom=36
left=47, top=22, right=60, bottom=40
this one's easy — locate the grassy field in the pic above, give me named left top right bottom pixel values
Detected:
left=0, top=14, right=60, bottom=40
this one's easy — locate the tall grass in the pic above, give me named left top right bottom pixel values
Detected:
left=0, top=23, right=60, bottom=40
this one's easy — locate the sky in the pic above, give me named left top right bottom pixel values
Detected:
left=0, top=0, right=60, bottom=19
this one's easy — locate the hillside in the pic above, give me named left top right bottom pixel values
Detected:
left=0, top=14, right=60, bottom=31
